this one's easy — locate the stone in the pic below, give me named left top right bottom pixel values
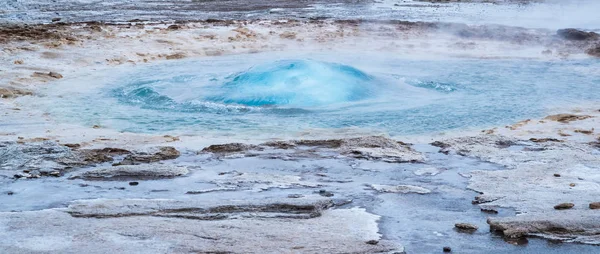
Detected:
left=554, top=203, right=575, bottom=210
left=129, top=181, right=139, bottom=186
left=553, top=173, right=561, bottom=177
left=0, top=198, right=402, bottom=253
left=165, top=52, right=186, bottom=60
left=369, top=184, right=431, bottom=194
left=202, top=143, right=261, bottom=153
left=589, top=202, right=600, bottom=209
left=587, top=45, right=600, bottom=58
left=443, top=247, right=452, bottom=252
left=116, top=146, right=180, bottom=165
left=557, top=28, right=599, bottom=41
left=455, top=223, right=478, bottom=231
left=318, top=190, right=334, bottom=197
left=544, top=114, right=593, bottom=123
left=488, top=211, right=600, bottom=244
left=70, top=164, right=189, bottom=180
left=0, top=87, right=33, bottom=98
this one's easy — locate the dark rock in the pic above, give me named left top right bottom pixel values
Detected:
left=202, top=143, right=260, bottom=153
left=71, top=165, right=189, bottom=181
left=455, top=223, right=478, bottom=231
left=544, top=114, right=593, bottom=123
left=167, top=25, right=180, bottom=30
left=129, top=182, right=139, bottom=186
left=117, top=146, right=179, bottom=165
left=553, top=173, right=561, bottom=177
left=589, top=202, right=600, bottom=209
left=62, top=143, right=81, bottom=149
left=51, top=18, right=61, bottom=22
left=443, top=246, right=452, bottom=252
left=529, top=138, right=563, bottom=143
left=587, top=45, right=600, bottom=58
left=557, top=28, right=599, bottom=41
left=318, top=190, right=334, bottom=197
left=554, top=203, right=575, bottom=210
left=481, top=208, right=499, bottom=214
left=7, top=191, right=14, bottom=195
left=365, top=240, right=379, bottom=245
left=67, top=197, right=335, bottom=220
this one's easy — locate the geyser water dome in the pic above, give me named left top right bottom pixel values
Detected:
left=205, top=60, right=375, bottom=107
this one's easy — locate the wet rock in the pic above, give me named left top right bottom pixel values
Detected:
left=443, top=246, right=452, bottom=252
left=317, top=190, right=334, bottom=197
left=365, top=240, right=378, bottom=245
left=554, top=203, right=575, bottom=210
left=116, top=146, right=180, bottom=165
left=70, top=164, right=189, bottom=180
left=165, top=52, right=186, bottom=60
left=62, top=143, right=81, bottom=149
left=129, top=181, right=139, bottom=186
left=202, top=143, right=261, bottom=154
left=553, top=173, right=561, bottom=177
left=67, top=196, right=334, bottom=219
left=480, top=208, right=499, bottom=214
left=73, top=147, right=131, bottom=165
left=587, top=45, right=600, bottom=58
left=430, top=141, right=450, bottom=149
left=0, top=87, right=33, bottom=98
left=529, top=138, right=563, bottom=143
left=589, top=202, right=600, bottom=209
left=455, top=223, right=478, bottom=231
left=212, top=172, right=319, bottom=192
left=368, top=184, right=431, bottom=194
left=544, top=114, right=593, bottom=123
left=33, top=71, right=63, bottom=79
left=0, top=199, right=400, bottom=253
left=557, top=28, right=599, bottom=41
left=488, top=211, right=600, bottom=244
left=218, top=136, right=423, bottom=162
left=1, top=141, right=75, bottom=174
left=471, top=195, right=502, bottom=205
left=167, top=25, right=180, bottom=30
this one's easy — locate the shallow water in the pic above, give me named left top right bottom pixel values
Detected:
left=35, top=53, right=600, bottom=139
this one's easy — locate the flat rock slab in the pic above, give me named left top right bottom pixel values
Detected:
left=203, top=136, right=425, bottom=163
left=369, top=184, right=431, bottom=194
left=71, top=164, right=189, bottom=180
left=66, top=196, right=333, bottom=220
left=488, top=211, right=600, bottom=244
left=0, top=197, right=403, bottom=253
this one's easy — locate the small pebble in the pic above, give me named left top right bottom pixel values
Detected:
left=318, top=189, right=334, bottom=197
left=443, top=246, right=452, bottom=252
left=129, top=182, right=139, bottom=186
left=554, top=203, right=575, bottom=210
left=569, top=183, right=576, bottom=187
left=7, top=191, right=14, bottom=196
left=553, top=173, right=561, bottom=177
left=589, top=202, right=600, bottom=209
left=365, top=240, right=378, bottom=245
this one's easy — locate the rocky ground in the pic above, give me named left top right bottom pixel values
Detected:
left=1, top=1, right=600, bottom=253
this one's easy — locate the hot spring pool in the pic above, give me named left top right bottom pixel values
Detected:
left=37, top=53, right=600, bottom=138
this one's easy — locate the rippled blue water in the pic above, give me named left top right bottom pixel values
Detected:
left=41, top=54, right=600, bottom=138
